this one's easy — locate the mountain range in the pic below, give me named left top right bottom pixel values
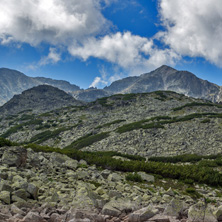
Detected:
left=0, top=68, right=80, bottom=106
left=0, top=65, right=222, bottom=107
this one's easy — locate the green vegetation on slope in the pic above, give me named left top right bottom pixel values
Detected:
left=0, top=137, right=18, bottom=147
left=28, top=127, right=71, bottom=144
left=149, top=154, right=218, bottom=163
left=116, top=113, right=222, bottom=134
left=96, top=119, right=126, bottom=129
left=25, top=143, right=222, bottom=187
left=1, top=119, right=43, bottom=138
left=172, top=102, right=222, bottom=111
left=64, top=132, right=110, bottom=150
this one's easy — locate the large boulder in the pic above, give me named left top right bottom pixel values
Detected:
left=49, top=152, right=70, bottom=166
left=214, top=206, right=222, bottom=221
left=164, top=198, right=187, bottom=217
left=137, top=172, right=155, bottom=183
left=102, top=198, right=134, bottom=217
left=0, top=191, right=11, bottom=204
left=26, top=183, right=39, bottom=200
left=107, top=173, right=122, bottom=182
left=188, top=201, right=217, bottom=222
left=128, top=205, right=159, bottom=222
left=21, top=211, right=47, bottom=222
left=64, top=159, right=78, bottom=170
left=0, top=180, right=13, bottom=192
left=2, top=147, right=27, bottom=167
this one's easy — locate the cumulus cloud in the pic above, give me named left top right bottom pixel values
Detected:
left=0, top=0, right=109, bottom=45
left=69, top=32, right=179, bottom=71
left=89, top=76, right=108, bottom=88
left=2, top=0, right=222, bottom=84
left=158, top=0, right=222, bottom=66
left=39, top=48, right=61, bottom=66
left=69, top=32, right=154, bottom=68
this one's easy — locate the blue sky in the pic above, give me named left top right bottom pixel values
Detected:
left=1, top=0, right=222, bottom=89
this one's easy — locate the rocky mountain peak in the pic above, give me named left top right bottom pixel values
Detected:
left=0, top=85, right=83, bottom=115
left=0, top=68, right=81, bottom=106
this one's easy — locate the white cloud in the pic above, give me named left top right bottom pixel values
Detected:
left=158, top=0, right=222, bottom=66
left=89, top=77, right=104, bottom=88
left=0, top=0, right=109, bottom=46
left=3, top=0, right=222, bottom=84
left=69, top=32, right=151, bottom=68
left=39, top=48, right=61, bottom=65
left=69, top=31, right=179, bottom=74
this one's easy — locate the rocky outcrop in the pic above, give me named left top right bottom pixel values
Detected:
left=0, top=146, right=222, bottom=221
left=0, top=85, right=83, bottom=115
left=71, top=88, right=111, bottom=102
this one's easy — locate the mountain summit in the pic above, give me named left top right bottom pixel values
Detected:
left=0, top=85, right=83, bottom=115
left=104, top=65, right=220, bottom=102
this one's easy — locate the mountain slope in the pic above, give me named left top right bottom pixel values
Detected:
left=0, top=85, right=83, bottom=115
left=104, top=65, right=221, bottom=102
left=1, top=91, right=222, bottom=158
left=0, top=68, right=80, bottom=106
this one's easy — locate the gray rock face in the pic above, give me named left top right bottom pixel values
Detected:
left=1, top=147, right=27, bottom=167
left=71, top=88, right=110, bottom=102
left=188, top=201, right=217, bottom=222
left=128, top=205, right=159, bottom=222
left=163, top=198, right=185, bottom=217
left=137, top=172, right=155, bottom=183
left=0, top=191, right=11, bottom=204
left=104, top=65, right=221, bottom=103
left=214, top=206, right=222, bottom=221
left=102, top=198, right=134, bottom=217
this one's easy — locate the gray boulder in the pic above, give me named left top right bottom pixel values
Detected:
left=26, top=183, right=39, bottom=200
left=137, top=172, right=155, bottom=183
left=102, top=198, right=134, bottom=217
left=214, top=205, right=222, bottom=221
left=129, top=205, right=159, bottom=222
left=164, top=198, right=187, bottom=217
left=0, top=191, right=11, bottom=204
left=2, top=147, right=27, bottom=167
left=188, top=201, right=217, bottom=222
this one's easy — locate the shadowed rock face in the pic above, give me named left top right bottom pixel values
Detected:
left=0, top=68, right=80, bottom=106
left=70, top=88, right=111, bottom=102
left=0, top=85, right=83, bottom=115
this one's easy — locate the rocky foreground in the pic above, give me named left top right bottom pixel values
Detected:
left=0, top=146, right=222, bottom=221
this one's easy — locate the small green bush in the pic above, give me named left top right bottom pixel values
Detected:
left=126, top=173, right=143, bottom=182
left=96, top=119, right=126, bottom=129
left=0, top=137, right=17, bottom=147
left=201, top=118, right=211, bottom=123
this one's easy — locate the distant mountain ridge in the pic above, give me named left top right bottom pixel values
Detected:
left=1, top=65, right=222, bottom=105
left=0, top=85, right=83, bottom=115
left=104, top=65, right=221, bottom=102
left=0, top=68, right=80, bottom=106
